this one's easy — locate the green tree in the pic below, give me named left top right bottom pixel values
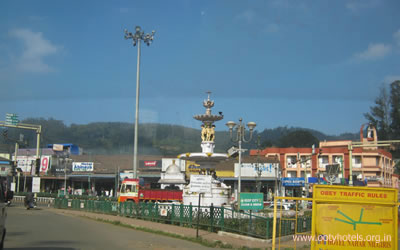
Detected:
left=390, top=81, right=400, bottom=139
left=277, top=130, right=319, bottom=148
left=364, top=84, right=391, bottom=140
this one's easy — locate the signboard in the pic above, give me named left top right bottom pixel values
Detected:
left=120, top=172, right=134, bottom=180
left=40, top=156, right=50, bottom=173
left=189, top=175, right=212, bottom=193
left=72, top=162, right=94, bottom=172
left=239, top=192, right=264, bottom=210
left=281, top=177, right=305, bottom=187
left=0, top=166, right=10, bottom=176
left=142, top=160, right=159, bottom=167
left=15, top=155, right=36, bottom=172
left=312, top=185, right=397, bottom=250
left=5, top=113, right=19, bottom=125
left=52, top=144, right=64, bottom=151
left=234, top=163, right=278, bottom=178
left=32, top=177, right=40, bottom=193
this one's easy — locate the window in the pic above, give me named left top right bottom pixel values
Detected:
left=319, top=156, right=329, bottom=169
left=300, top=156, right=311, bottom=168
left=286, top=156, right=297, bottom=168
left=352, top=156, right=362, bottom=168
left=121, top=184, right=137, bottom=193
left=333, top=156, right=343, bottom=164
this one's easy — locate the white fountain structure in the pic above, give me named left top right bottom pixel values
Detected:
left=178, top=92, right=231, bottom=207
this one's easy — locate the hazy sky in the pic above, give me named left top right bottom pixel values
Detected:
left=1, top=0, right=399, bottom=135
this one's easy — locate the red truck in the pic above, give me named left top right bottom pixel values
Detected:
left=118, top=178, right=183, bottom=203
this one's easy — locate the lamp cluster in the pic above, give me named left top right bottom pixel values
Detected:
left=124, top=26, right=155, bottom=46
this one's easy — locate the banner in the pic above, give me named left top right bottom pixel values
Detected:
left=234, top=163, right=278, bottom=178
left=40, top=156, right=51, bottom=173
left=72, top=162, right=94, bottom=172
left=139, top=160, right=160, bottom=168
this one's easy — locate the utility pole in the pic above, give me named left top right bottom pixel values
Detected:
left=124, top=26, right=155, bottom=179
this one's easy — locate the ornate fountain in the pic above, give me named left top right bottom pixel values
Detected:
left=178, top=92, right=231, bottom=206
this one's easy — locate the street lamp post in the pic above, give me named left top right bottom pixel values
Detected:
left=226, top=118, right=256, bottom=202
left=256, top=136, right=262, bottom=193
left=124, top=26, right=155, bottom=178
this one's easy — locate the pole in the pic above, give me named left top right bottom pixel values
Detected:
left=64, top=161, right=67, bottom=196
left=133, top=39, right=141, bottom=179
left=274, top=163, right=278, bottom=197
left=35, top=127, right=41, bottom=176
left=13, top=142, right=18, bottom=186
left=348, top=144, right=353, bottom=186
left=238, top=139, right=242, bottom=202
left=306, top=153, right=310, bottom=198
left=24, top=172, right=26, bottom=192
left=196, top=193, right=201, bottom=238
left=272, top=196, right=277, bottom=248
left=17, top=172, right=20, bottom=193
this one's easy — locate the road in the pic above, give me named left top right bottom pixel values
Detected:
left=4, top=206, right=214, bottom=250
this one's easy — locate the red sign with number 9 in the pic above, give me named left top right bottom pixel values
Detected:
left=41, top=156, right=50, bottom=173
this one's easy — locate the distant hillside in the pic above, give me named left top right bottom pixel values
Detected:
left=0, top=118, right=359, bottom=156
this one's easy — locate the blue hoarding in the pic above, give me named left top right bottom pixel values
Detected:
left=281, top=177, right=305, bottom=187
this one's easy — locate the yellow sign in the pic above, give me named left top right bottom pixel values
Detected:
left=314, top=186, right=396, bottom=203
left=312, top=185, right=398, bottom=250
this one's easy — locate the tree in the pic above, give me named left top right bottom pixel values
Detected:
left=364, top=84, right=391, bottom=140
left=277, top=130, right=319, bottom=148
left=390, top=81, right=400, bottom=139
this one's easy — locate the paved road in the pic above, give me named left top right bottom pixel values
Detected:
left=4, top=206, right=215, bottom=250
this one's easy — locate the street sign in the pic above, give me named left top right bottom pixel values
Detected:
left=72, top=162, right=94, bottom=172
left=32, top=177, right=40, bottom=193
left=281, top=177, right=305, bottom=187
left=5, top=113, right=19, bottom=126
left=312, top=185, right=397, bottom=250
left=40, top=156, right=50, bottom=173
left=239, top=192, right=264, bottom=210
left=189, top=175, right=212, bottom=193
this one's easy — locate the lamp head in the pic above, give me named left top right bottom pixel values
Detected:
left=225, top=121, right=236, bottom=130
left=247, top=122, right=256, bottom=131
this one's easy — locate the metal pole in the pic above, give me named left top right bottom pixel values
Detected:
left=24, top=172, right=26, bottom=192
left=35, top=127, right=41, bottom=176
left=133, top=39, right=141, bottom=179
left=17, top=172, right=20, bottom=193
left=306, top=154, right=309, bottom=198
left=196, top=193, right=201, bottom=238
left=272, top=196, right=278, bottom=248
left=275, top=163, right=278, bottom=197
left=13, top=142, right=18, bottom=187
left=116, top=166, right=120, bottom=197
left=238, top=139, right=242, bottom=201
left=64, top=161, right=67, bottom=196
left=348, top=144, right=353, bottom=186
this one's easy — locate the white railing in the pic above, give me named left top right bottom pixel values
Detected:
left=12, top=195, right=55, bottom=207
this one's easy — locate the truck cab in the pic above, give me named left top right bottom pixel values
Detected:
left=118, top=179, right=139, bottom=203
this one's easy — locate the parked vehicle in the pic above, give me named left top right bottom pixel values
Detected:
left=265, top=203, right=290, bottom=211
left=0, top=178, right=13, bottom=249
left=118, top=179, right=183, bottom=203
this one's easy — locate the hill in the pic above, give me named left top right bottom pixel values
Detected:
left=0, top=118, right=359, bottom=156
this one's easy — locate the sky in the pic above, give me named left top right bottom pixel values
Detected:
left=1, top=0, right=399, bottom=136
